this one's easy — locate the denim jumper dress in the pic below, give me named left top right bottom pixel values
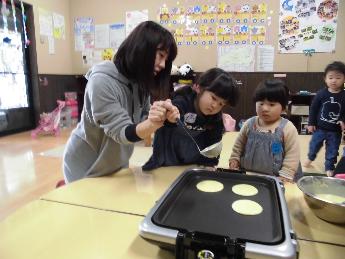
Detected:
left=240, top=117, right=288, bottom=176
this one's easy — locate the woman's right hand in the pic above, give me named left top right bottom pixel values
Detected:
left=149, top=99, right=179, bottom=123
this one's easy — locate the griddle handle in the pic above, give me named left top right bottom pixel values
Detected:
left=175, top=231, right=245, bottom=259
left=216, top=168, right=246, bottom=174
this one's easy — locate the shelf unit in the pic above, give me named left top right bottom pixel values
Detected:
left=288, top=93, right=316, bottom=134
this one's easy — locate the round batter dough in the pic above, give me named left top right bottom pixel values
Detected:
left=232, top=199, right=263, bottom=216
left=232, top=184, right=258, bottom=196
left=196, top=180, right=224, bottom=192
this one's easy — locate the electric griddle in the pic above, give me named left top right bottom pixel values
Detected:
left=139, top=168, right=298, bottom=259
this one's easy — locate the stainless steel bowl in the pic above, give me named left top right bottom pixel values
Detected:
left=297, top=176, right=345, bottom=224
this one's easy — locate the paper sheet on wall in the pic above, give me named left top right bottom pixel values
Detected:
left=126, top=10, right=148, bottom=36
left=53, top=12, right=65, bottom=39
left=48, top=36, right=55, bottom=54
left=256, top=45, right=274, bottom=71
left=278, top=0, right=339, bottom=53
left=39, top=8, right=53, bottom=36
left=109, top=23, right=125, bottom=49
left=81, top=49, right=105, bottom=68
left=217, top=45, right=255, bottom=72
left=95, top=24, right=110, bottom=49
left=74, top=17, right=95, bottom=51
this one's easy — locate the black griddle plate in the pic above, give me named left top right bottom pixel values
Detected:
left=152, top=169, right=284, bottom=245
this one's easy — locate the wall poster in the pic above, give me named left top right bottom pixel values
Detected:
left=278, top=0, right=339, bottom=53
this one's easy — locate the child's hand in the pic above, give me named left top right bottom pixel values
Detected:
left=165, top=102, right=180, bottom=123
left=307, top=125, right=316, bottom=133
left=278, top=176, right=293, bottom=184
left=229, top=159, right=240, bottom=170
left=338, top=121, right=345, bottom=131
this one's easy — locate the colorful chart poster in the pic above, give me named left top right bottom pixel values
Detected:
left=157, top=2, right=268, bottom=47
left=216, top=24, right=232, bottom=45
left=279, top=0, right=339, bottom=53
left=199, top=25, right=215, bottom=45
left=74, top=17, right=95, bottom=51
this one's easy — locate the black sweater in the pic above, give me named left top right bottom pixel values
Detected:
left=142, top=87, right=224, bottom=170
left=309, top=88, right=345, bottom=132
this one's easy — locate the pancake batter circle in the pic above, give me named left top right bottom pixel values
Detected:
left=232, top=199, right=263, bottom=216
left=196, top=180, right=224, bottom=192
left=232, top=184, right=258, bottom=196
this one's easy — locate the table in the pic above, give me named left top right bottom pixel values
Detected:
left=0, top=200, right=172, bottom=259
left=1, top=199, right=345, bottom=259
left=42, top=166, right=345, bottom=247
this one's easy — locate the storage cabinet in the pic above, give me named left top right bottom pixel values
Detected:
left=288, top=93, right=316, bottom=134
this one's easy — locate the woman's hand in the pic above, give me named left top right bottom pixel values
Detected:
left=149, top=99, right=179, bottom=123
left=148, top=100, right=169, bottom=123
left=229, top=159, right=240, bottom=170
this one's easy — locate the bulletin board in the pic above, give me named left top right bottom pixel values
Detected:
left=68, top=0, right=345, bottom=74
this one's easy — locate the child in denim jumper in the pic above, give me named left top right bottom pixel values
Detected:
left=229, top=79, right=301, bottom=182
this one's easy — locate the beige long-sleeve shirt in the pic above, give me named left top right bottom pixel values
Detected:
left=230, top=116, right=300, bottom=180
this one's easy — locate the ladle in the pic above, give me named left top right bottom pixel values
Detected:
left=176, top=119, right=222, bottom=158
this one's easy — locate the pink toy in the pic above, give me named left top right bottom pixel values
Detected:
left=31, top=100, right=65, bottom=138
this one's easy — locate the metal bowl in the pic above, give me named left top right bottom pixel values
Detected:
left=297, top=176, right=345, bottom=224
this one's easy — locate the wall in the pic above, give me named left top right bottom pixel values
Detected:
left=69, top=0, right=345, bottom=74
left=24, top=0, right=73, bottom=74
left=22, top=0, right=345, bottom=74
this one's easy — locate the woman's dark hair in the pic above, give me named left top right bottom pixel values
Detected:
left=197, top=68, right=239, bottom=106
left=253, top=79, right=289, bottom=108
left=114, top=21, right=177, bottom=100
left=324, top=61, right=345, bottom=76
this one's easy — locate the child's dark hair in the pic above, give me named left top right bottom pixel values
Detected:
left=253, top=79, right=289, bottom=108
left=197, top=68, right=239, bottom=106
left=324, top=61, right=345, bottom=76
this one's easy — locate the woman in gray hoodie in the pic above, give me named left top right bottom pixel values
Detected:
left=63, top=21, right=179, bottom=183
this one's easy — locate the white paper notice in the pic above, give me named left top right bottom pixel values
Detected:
left=217, top=45, right=255, bottom=72
left=109, top=23, right=125, bottom=49
left=48, top=36, right=55, bottom=54
left=53, top=12, right=65, bottom=39
left=39, top=8, right=53, bottom=36
left=95, top=24, right=110, bottom=49
left=256, top=45, right=274, bottom=71
left=125, top=10, right=148, bottom=36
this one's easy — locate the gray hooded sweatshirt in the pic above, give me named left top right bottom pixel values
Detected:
left=63, top=61, right=150, bottom=182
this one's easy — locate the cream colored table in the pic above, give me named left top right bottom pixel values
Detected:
left=0, top=200, right=172, bottom=259
left=1, top=199, right=345, bottom=259
left=42, top=166, right=345, bottom=247
left=42, top=165, right=192, bottom=216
